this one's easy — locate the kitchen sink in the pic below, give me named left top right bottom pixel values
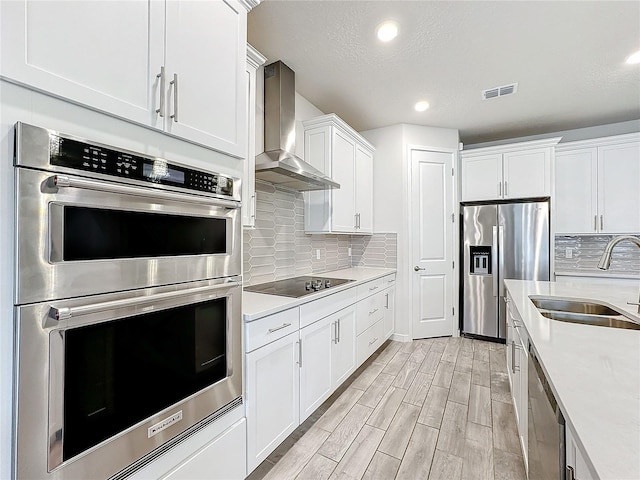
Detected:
left=529, top=296, right=640, bottom=330
left=538, top=311, right=640, bottom=330
left=529, top=298, right=619, bottom=316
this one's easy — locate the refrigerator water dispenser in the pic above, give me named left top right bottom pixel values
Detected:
left=470, top=246, right=492, bottom=275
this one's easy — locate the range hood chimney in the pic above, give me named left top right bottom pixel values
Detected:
left=255, top=61, right=339, bottom=191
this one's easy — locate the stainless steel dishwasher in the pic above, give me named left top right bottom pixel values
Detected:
left=528, top=342, right=566, bottom=480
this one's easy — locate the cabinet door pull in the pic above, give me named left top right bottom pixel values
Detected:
left=267, top=323, right=291, bottom=333
left=499, top=182, right=502, bottom=196
left=298, top=339, right=303, bottom=368
left=511, top=341, right=516, bottom=374
left=369, top=285, right=378, bottom=291
left=594, top=215, right=597, bottom=231
left=368, top=337, right=379, bottom=346
left=369, top=308, right=379, bottom=316
left=170, top=73, right=179, bottom=122
left=505, top=181, right=508, bottom=197
left=600, top=215, right=604, bottom=230
left=156, top=66, right=165, bottom=118
left=332, top=321, right=337, bottom=344
left=337, top=319, right=341, bottom=343
left=566, top=466, right=576, bottom=480
left=385, top=293, right=389, bottom=309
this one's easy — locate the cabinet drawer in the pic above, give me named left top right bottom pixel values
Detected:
left=356, top=292, right=385, bottom=335
left=356, top=319, right=384, bottom=367
left=382, top=274, right=396, bottom=288
left=245, top=308, right=300, bottom=353
left=300, top=288, right=356, bottom=329
left=356, top=278, right=383, bottom=301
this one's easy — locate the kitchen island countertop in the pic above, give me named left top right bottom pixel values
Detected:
left=505, top=278, right=640, bottom=480
left=243, top=267, right=396, bottom=322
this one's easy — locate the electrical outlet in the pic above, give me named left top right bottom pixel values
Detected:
left=316, top=249, right=321, bottom=260
left=565, top=248, right=573, bottom=259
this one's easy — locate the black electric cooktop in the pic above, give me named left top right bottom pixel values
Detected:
left=244, top=276, right=354, bottom=298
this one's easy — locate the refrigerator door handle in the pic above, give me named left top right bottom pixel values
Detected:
left=498, top=225, right=505, bottom=297
left=492, top=226, right=498, bottom=297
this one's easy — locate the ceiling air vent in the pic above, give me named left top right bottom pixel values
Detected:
left=482, top=83, right=518, bottom=100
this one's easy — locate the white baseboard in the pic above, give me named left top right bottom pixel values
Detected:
left=391, top=333, right=411, bottom=342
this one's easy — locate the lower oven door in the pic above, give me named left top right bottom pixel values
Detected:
left=15, top=167, right=241, bottom=305
left=15, top=277, right=242, bottom=480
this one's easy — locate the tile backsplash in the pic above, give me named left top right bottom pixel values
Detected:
left=555, top=235, right=640, bottom=276
left=243, top=182, right=397, bottom=285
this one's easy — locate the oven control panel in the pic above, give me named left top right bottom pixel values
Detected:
left=48, top=135, right=234, bottom=197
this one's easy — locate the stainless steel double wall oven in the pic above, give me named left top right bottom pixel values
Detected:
left=13, top=123, right=243, bottom=479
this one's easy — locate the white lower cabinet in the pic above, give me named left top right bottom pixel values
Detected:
left=299, top=315, right=334, bottom=422
left=382, top=281, right=396, bottom=339
left=506, top=292, right=528, bottom=470
left=162, top=418, right=246, bottom=480
left=566, top=426, right=597, bottom=480
left=331, top=306, right=357, bottom=389
left=128, top=404, right=246, bottom=480
left=245, top=276, right=395, bottom=475
left=246, top=330, right=300, bottom=472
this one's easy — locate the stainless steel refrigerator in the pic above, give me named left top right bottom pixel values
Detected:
left=461, top=200, right=550, bottom=340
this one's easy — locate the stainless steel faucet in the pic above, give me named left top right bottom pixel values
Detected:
left=597, top=235, right=640, bottom=312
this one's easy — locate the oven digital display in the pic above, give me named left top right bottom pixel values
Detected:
left=143, top=162, right=185, bottom=185
left=49, top=135, right=234, bottom=197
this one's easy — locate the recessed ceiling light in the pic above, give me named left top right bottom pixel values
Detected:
left=625, top=50, right=640, bottom=64
left=414, top=101, right=430, bottom=112
left=376, top=21, right=398, bottom=42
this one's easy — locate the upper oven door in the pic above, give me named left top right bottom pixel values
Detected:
left=15, top=167, right=241, bottom=304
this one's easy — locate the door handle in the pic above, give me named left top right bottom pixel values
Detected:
left=170, top=73, right=179, bottom=122
left=492, top=226, right=498, bottom=297
left=156, top=66, right=165, bottom=118
left=498, top=225, right=505, bottom=297
left=414, top=266, right=425, bottom=271
left=51, top=175, right=240, bottom=209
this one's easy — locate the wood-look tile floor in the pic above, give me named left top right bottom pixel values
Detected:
left=247, top=337, right=526, bottom=480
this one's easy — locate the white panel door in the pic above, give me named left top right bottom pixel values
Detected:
left=299, top=317, right=333, bottom=422
left=555, top=149, right=598, bottom=234
left=411, top=149, right=454, bottom=339
left=597, top=142, right=640, bottom=233
left=355, top=145, right=374, bottom=233
left=461, top=153, right=502, bottom=201
left=503, top=148, right=551, bottom=199
left=331, top=129, right=356, bottom=232
left=0, top=0, right=164, bottom=128
left=331, top=305, right=356, bottom=389
left=246, top=332, right=299, bottom=472
left=164, top=0, right=247, bottom=157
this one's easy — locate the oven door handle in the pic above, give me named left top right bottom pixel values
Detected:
left=48, top=280, right=241, bottom=322
left=52, top=175, right=240, bottom=209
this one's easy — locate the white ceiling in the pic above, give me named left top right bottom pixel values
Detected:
left=248, top=0, right=640, bottom=144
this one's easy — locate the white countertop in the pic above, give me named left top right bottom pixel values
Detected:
left=243, top=267, right=396, bottom=322
left=555, top=270, right=640, bottom=280
left=504, top=279, right=640, bottom=480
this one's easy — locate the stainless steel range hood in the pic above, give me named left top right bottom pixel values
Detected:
left=255, top=61, right=339, bottom=191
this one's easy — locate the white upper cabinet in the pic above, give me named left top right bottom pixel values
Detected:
left=303, top=114, right=375, bottom=234
left=555, top=134, right=640, bottom=234
left=555, top=148, right=598, bottom=234
left=597, top=141, right=640, bottom=233
left=1, top=0, right=253, bottom=157
left=1, top=1, right=165, bottom=128
left=243, top=44, right=267, bottom=228
left=460, top=153, right=502, bottom=201
left=164, top=0, right=247, bottom=157
left=461, top=139, right=559, bottom=202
